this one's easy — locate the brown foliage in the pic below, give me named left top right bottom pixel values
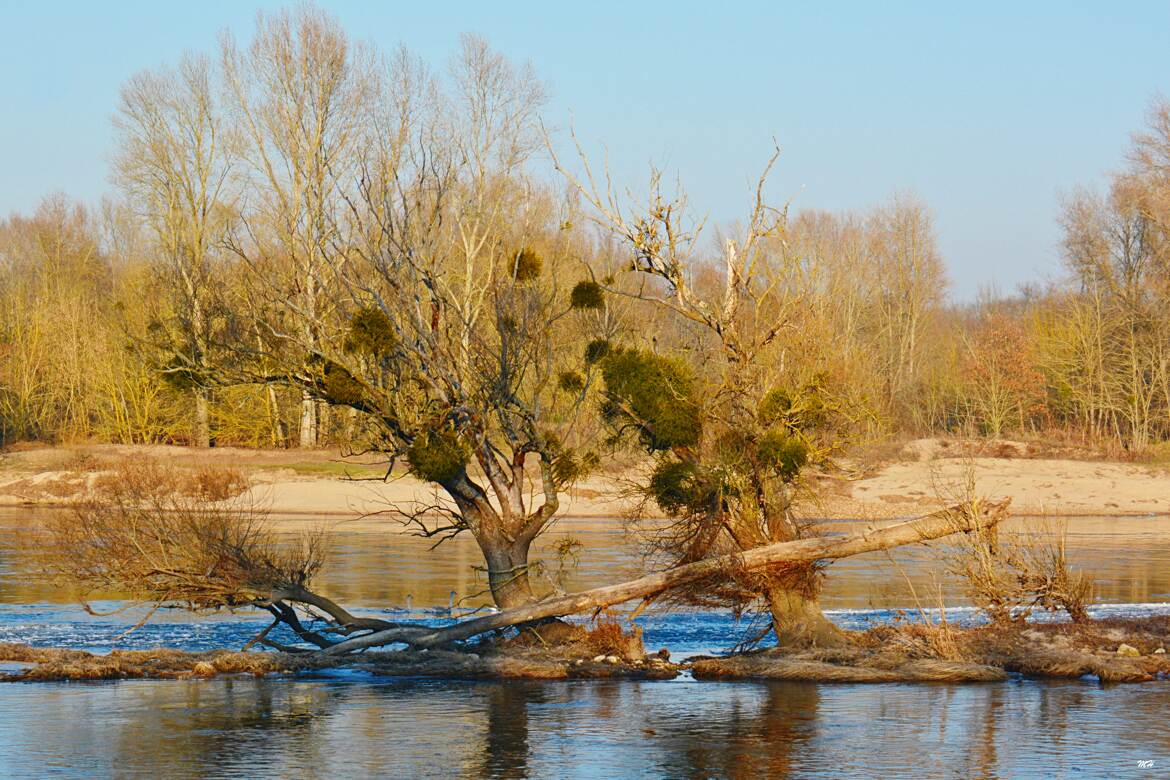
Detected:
left=32, top=459, right=326, bottom=611
left=947, top=518, right=1092, bottom=625
left=0, top=643, right=316, bottom=681
left=581, top=615, right=645, bottom=660
left=186, top=465, right=251, bottom=502
left=963, top=312, right=1048, bottom=436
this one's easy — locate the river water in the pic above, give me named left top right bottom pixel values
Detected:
left=1, top=508, right=1169, bottom=778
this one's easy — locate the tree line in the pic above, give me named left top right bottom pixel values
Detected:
left=3, top=16, right=1167, bottom=456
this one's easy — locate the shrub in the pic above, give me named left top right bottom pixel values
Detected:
left=755, top=430, right=808, bottom=481
left=159, top=354, right=203, bottom=391
left=558, top=370, right=585, bottom=393
left=947, top=517, right=1092, bottom=625
left=321, top=360, right=366, bottom=407
left=35, top=460, right=323, bottom=612
left=584, top=338, right=612, bottom=365
left=583, top=615, right=645, bottom=660
left=186, top=466, right=251, bottom=502
left=759, top=385, right=830, bottom=431
left=648, top=459, right=706, bottom=514
left=510, top=247, right=543, bottom=282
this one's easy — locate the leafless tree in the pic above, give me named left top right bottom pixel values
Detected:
left=112, top=53, right=234, bottom=447
left=549, top=136, right=868, bottom=645
left=221, top=5, right=377, bottom=447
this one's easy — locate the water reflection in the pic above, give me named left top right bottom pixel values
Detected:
left=1, top=675, right=1167, bottom=778
left=646, top=682, right=818, bottom=779
left=5, top=509, right=1170, bottom=611
left=3, top=508, right=1170, bottom=777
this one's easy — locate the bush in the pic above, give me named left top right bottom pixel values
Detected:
left=321, top=360, right=366, bottom=407
left=755, top=430, right=808, bottom=481
left=583, top=615, right=645, bottom=660
left=558, top=370, right=585, bottom=393
left=648, top=459, right=707, bottom=514
left=35, top=459, right=323, bottom=611
left=584, top=338, right=612, bottom=365
left=759, top=385, right=830, bottom=431
left=947, top=517, right=1092, bottom=625
left=187, top=466, right=251, bottom=502
left=509, top=247, right=543, bottom=282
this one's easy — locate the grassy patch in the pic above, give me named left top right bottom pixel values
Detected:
left=256, top=460, right=393, bottom=478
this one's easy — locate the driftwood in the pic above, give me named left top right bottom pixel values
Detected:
left=324, top=499, right=1011, bottom=655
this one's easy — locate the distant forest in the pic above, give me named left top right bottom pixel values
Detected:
left=2, top=6, right=1170, bottom=458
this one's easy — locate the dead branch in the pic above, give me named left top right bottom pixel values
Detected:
left=324, top=498, right=1010, bottom=654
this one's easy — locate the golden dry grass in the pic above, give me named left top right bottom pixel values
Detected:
left=0, top=643, right=317, bottom=681
left=693, top=616, right=1170, bottom=683
left=6, top=616, right=1170, bottom=684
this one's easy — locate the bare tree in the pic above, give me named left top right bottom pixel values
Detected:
left=220, top=5, right=377, bottom=447
left=1058, top=178, right=1168, bottom=451
left=0, top=197, right=111, bottom=442
left=212, top=27, right=593, bottom=609
left=866, top=195, right=946, bottom=417
left=112, top=53, right=234, bottom=447
left=549, top=139, right=864, bottom=645
left=307, top=35, right=589, bottom=608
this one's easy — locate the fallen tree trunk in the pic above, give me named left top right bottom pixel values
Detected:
left=325, top=499, right=1010, bottom=655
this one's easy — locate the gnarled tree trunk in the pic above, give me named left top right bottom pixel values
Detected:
left=482, top=536, right=537, bottom=608
left=765, top=582, right=848, bottom=648
left=441, top=461, right=556, bottom=610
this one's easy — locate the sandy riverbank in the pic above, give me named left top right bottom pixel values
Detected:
left=1, top=440, right=1168, bottom=521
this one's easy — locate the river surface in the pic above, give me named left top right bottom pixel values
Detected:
left=1, top=508, right=1169, bottom=778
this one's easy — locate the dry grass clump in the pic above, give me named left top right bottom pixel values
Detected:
left=501, top=614, right=647, bottom=662
left=0, top=643, right=318, bottom=681
left=29, top=459, right=325, bottom=613
left=947, top=517, right=1092, bottom=625
left=868, top=619, right=966, bottom=663
left=581, top=615, right=645, bottom=660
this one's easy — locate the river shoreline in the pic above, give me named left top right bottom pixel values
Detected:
left=2, top=440, right=1168, bottom=521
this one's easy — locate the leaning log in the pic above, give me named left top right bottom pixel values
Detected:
left=325, top=499, right=1010, bottom=655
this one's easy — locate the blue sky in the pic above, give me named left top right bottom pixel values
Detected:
left=1, top=1, right=1168, bottom=298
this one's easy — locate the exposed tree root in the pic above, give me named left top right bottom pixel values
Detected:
left=0, top=621, right=674, bottom=682
left=6, top=616, right=1170, bottom=683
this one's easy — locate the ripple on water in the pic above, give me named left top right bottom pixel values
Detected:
left=3, top=509, right=1170, bottom=777
left=0, top=672, right=1166, bottom=779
